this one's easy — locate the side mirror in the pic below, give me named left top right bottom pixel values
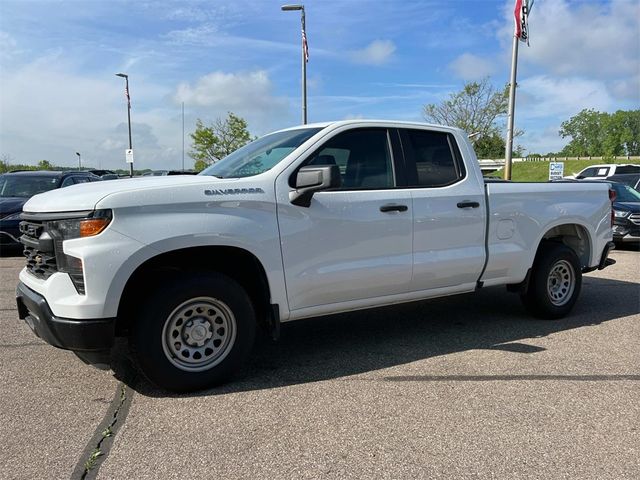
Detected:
left=290, top=164, right=341, bottom=207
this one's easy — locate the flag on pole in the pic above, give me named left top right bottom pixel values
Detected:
left=302, top=27, right=309, bottom=63
left=514, top=0, right=531, bottom=46
left=124, top=86, right=131, bottom=108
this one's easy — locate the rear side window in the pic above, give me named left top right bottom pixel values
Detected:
left=616, top=166, right=640, bottom=174
left=401, top=129, right=465, bottom=187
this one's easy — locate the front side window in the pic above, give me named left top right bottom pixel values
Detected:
left=199, top=127, right=322, bottom=179
left=403, top=129, right=464, bottom=187
left=302, top=129, right=395, bottom=189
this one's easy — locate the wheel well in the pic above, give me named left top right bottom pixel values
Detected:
left=539, top=224, right=591, bottom=268
left=116, top=246, right=271, bottom=336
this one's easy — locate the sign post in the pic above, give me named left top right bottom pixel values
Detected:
left=126, top=149, right=134, bottom=165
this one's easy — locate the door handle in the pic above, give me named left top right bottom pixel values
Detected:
left=380, top=204, right=408, bottom=213
left=457, top=201, right=480, bottom=209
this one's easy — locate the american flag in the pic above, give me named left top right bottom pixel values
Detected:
left=302, top=27, right=309, bottom=63
left=124, top=86, right=131, bottom=107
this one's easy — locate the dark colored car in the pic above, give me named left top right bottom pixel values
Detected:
left=609, top=182, right=640, bottom=245
left=0, top=170, right=101, bottom=249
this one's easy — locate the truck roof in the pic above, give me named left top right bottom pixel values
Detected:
left=277, top=119, right=466, bottom=135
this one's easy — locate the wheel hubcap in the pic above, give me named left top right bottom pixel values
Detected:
left=162, top=297, right=237, bottom=372
left=546, top=260, right=575, bottom=306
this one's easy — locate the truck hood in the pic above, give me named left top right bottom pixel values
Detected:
left=23, top=175, right=224, bottom=213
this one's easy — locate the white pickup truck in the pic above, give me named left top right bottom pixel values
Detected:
left=16, top=120, right=616, bottom=391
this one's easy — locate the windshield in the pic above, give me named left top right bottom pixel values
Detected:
left=0, top=175, right=59, bottom=198
left=613, top=183, right=640, bottom=202
left=199, top=127, right=322, bottom=178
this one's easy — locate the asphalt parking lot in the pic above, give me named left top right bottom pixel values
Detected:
left=1, top=248, right=638, bottom=480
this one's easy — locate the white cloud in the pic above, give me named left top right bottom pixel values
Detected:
left=0, top=56, right=184, bottom=170
left=0, top=31, right=21, bottom=61
left=449, top=53, right=496, bottom=80
left=500, top=0, right=639, bottom=82
left=173, top=70, right=290, bottom=131
left=518, top=75, right=615, bottom=120
left=350, top=40, right=396, bottom=65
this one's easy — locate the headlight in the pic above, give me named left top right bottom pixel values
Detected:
left=614, top=210, right=630, bottom=218
left=47, top=209, right=112, bottom=240
left=46, top=210, right=112, bottom=295
left=0, top=212, right=22, bottom=222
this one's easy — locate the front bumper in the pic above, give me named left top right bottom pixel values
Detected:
left=16, top=281, right=115, bottom=352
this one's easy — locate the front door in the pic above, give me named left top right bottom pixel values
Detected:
left=276, top=128, right=413, bottom=313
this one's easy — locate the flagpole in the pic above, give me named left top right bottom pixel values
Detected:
left=301, top=8, right=307, bottom=124
left=504, top=34, right=519, bottom=181
left=182, top=102, right=185, bottom=172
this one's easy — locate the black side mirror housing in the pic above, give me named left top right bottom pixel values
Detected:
left=290, top=164, right=341, bottom=207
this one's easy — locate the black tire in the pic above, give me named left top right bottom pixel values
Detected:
left=130, top=272, right=256, bottom=392
left=521, top=243, right=582, bottom=320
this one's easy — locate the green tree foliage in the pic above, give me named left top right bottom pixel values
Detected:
left=38, top=160, right=54, bottom=170
left=559, top=109, right=640, bottom=157
left=190, top=112, right=253, bottom=169
left=423, top=77, right=517, bottom=158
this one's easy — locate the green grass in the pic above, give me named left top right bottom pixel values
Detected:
left=497, top=159, right=632, bottom=182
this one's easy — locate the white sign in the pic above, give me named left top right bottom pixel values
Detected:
left=125, top=149, right=134, bottom=164
left=549, top=162, right=564, bottom=181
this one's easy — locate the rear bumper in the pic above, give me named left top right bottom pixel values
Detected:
left=584, top=241, right=616, bottom=273
left=16, top=282, right=115, bottom=352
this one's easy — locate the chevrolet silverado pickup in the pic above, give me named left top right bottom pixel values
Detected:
left=15, top=120, right=616, bottom=391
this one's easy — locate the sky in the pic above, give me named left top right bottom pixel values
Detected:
left=0, top=0, right=638, bottom=171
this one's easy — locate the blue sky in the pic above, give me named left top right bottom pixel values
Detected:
left=0, top=0, right=638, bottom=170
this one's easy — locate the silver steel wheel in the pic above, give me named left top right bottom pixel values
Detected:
left=546, top=259, right=575, bottom=306
left=161, top=297, right=237, bottom=372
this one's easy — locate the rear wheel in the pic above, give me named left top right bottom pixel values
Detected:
left=130, top=272, right=256, bottom=392
left=521, top=243, right=582, bottom=319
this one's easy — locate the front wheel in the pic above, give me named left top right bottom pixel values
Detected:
left=130, top=272, right=256, bottom=392
left=521, top=243, right=582, bottom=319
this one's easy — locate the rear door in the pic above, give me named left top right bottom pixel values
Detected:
left=276, top=127, right=414, bottom=313
left=400, top=128, right=486, bottom=291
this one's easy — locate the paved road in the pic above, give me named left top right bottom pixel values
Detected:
left=1, top=248, right=638, bottom=479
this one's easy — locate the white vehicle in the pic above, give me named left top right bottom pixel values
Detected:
left=567, top=163, right=640, bottom=180
left=16, top=120, right=616, bottom=392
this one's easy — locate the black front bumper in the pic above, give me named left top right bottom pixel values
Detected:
left=16, top=282, right=115, bottom=352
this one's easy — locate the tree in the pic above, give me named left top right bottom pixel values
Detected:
left=423, top=77, right=515, bottom=158
left=38, top=160, right=53, bottom=170
left=559, top=109, right=640, bottom=157
left=189, top=112, right=253, bottom=169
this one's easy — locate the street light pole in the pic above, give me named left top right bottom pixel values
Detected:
left=115, top=73, right=134, bottom=177
left=281, top=4, right=307, bottom=124
left=76, top=152, right=81, bottom=170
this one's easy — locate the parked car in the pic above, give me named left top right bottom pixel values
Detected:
left=15, top=120, right=616, bottom=392
left=607, top=173, right=640, bottom=191
left=0, top=170, right=101, bottom=249
left=608, top=182, right=640, bottom=245
left=567, top=164, right=640, bottom=180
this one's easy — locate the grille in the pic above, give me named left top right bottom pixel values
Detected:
left=629, top=214, right=640, bottom=226
left=19, top=220, right=58, bottom=280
